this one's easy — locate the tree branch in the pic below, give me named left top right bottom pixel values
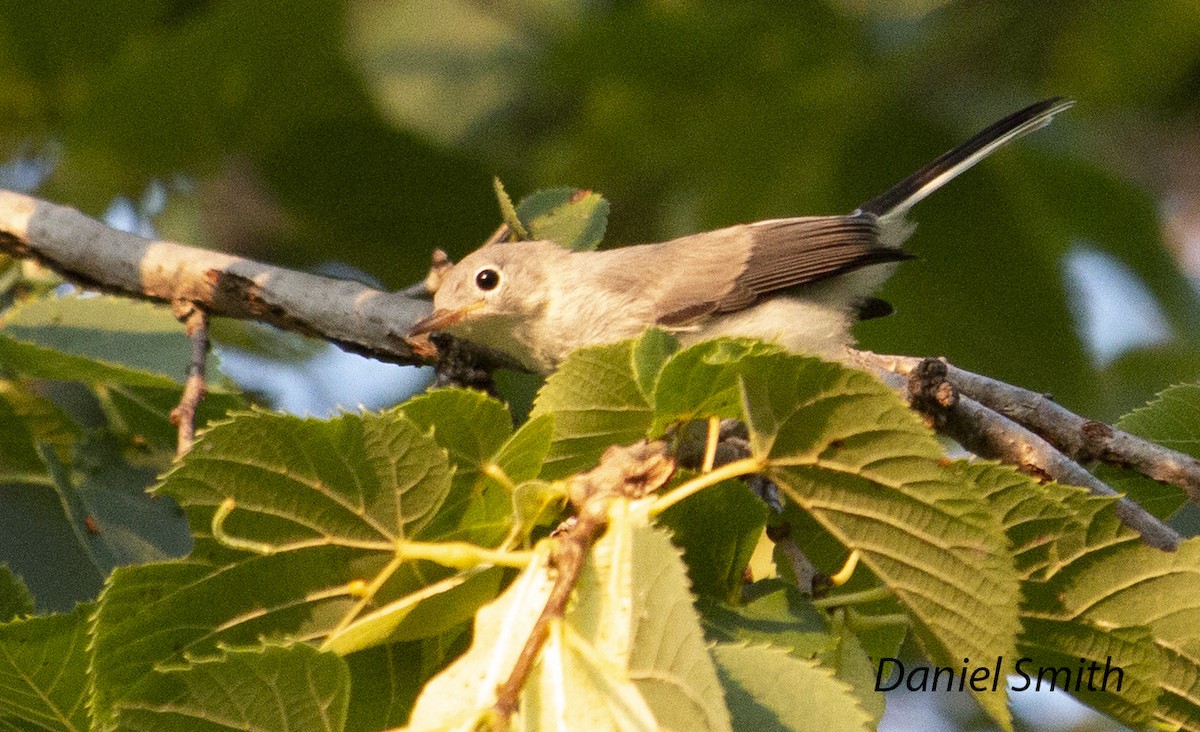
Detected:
left=0, top=190, right=431, bottom=365
left=856, top=351, right=1200, bottom=502
left=848, top=351, right=1182, bottom=551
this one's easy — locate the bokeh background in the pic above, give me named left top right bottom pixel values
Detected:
left=2, top=1, right=1198, bottom=729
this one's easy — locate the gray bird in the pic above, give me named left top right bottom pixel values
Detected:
left=409, top=99, right=1074, bottom=374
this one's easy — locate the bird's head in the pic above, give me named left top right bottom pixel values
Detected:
left=406, top=240, right=565, bottom=349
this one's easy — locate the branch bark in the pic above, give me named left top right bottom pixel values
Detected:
left=0, top=190, right=430, bottom=365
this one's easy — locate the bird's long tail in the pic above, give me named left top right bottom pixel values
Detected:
left=858, top=98, right=1074, bottom=225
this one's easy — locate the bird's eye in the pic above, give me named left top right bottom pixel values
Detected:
left=475, top=268, right=501, bottom=291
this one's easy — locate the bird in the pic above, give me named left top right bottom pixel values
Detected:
left=408, top=98, right=1074, bottom=374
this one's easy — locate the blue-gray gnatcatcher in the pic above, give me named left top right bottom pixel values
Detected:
left=408, top=99, right=1074, bottom=373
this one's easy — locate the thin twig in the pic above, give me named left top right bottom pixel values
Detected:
left=169, top=301, right=209, bottom=457
left=491, top=509, right=597, bottom=727
left=492, top=442, right=674, bottom=728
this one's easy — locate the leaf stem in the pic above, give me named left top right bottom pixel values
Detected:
left=846, top=611, right=910, bottom=632
left=829, top=549, right=861, bottom=587
left=649, top=456, right=763, bottom=516
left=327, top=552, right=407, bottom=640
left=811, top=585, right=893, bottom=610
left=396, top=540, right=534, bottom=569
left=482, top=462, right=517, bottom=492
left=701, top=416, right=720, bottom=473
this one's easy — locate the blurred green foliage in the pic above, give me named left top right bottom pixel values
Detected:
left=0, top=0, right=1198, bottom=419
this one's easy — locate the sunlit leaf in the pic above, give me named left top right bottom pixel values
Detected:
left=88, top=408, right=478, bottom=727
left=406, top=502, right=731, bottom=731
left=971, top=461, right=1198, bottom=728
left=739, top=356, right=1020, bottom=729
left=531, top=339, right=653, bottom=479
left=651, top=338, right=785, bottom=435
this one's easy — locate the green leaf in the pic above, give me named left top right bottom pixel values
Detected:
left=1051, top=538, right=1200, bottom=650
left=658, top=476, right=767, bottom=603
left=343, top=639, right=433, bottom=732
left=819, top=614, right=888, bottom=726
left=651, top=338, right=786, bottom=435
left=111, top=642, right=350, bottom=732
left=497, top=415, right=562, bottom=537
left=397, top=388, right=515, bottom=544
left=0, top=604, right=91, bottom=732
left=1015, top=618, right=1160, bottom=728
left=699, top=582, right=886, bottom=724
left=344, top=631, right=473, bottom=732
left=89, top=407, right=468, bottom=727
left=100, top=383, right=246, bottom=453
left=516, top=187, right=610, bottom=252
left=712, top=643, right=873, bottom=732
left=631, top=327, right=679, bottom=400
left=0, top=564, right=33, bottom=622
left=0, top=381, right=78, bottom=478
left=403, top=542, right=556, bottom=730
left=493, top=412, right=554, bottom=485
left=511, top=479, right=569, bottom=539
left=740, top=357, right=1021, bottom=730
left=1156, top=640, right=1200, bottom=732
left=577, top=502, right=730, bottom=732
left=699, top=581, right=835, bottom=659
left=0, top=296, right=220, bottom=388
left=530, top=339, right=653, bottom=479
left=970, top=461, right=1197, bottom=728
left=1094, top=382, right=1200, bottom=519
left=1116, top=383, right=1200, bottom=456
left=398, top=389, right=550, bottom=546
left=0, top=418, right=192, bottom=612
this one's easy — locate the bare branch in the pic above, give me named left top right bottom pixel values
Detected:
left=849, top=351, right=1181, bottom=551
left=859, top=351, right=1200, bottom=503
left=0, top=190, right=431, bottom=366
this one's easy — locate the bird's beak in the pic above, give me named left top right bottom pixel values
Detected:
left=406, top=300, right=485, bottom=338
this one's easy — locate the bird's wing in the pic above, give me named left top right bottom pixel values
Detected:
left=653, top=215, right=908, bottom=326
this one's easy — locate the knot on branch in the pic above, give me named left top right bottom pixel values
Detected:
left=1081, top=420, right=1117, bottom=462
left=907, top=357, right=958, bottom=426
left=567, top=441, right=675, bottom=510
